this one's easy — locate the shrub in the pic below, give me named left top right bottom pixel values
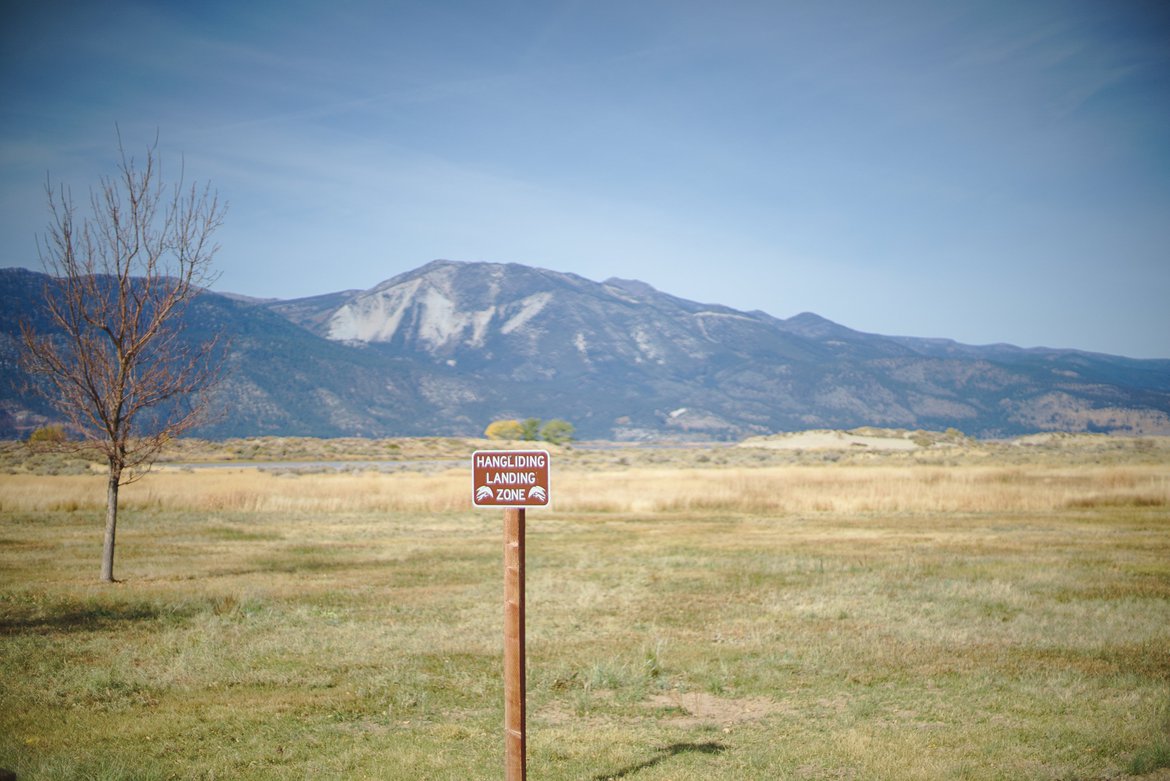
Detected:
left=540, top=419, right=574, bottom=445
left=28, top=424, right=68, bottom=445
left=520, top=418, right=542, bottom=441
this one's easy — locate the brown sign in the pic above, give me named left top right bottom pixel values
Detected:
left=472, top=450, right=551, bottom=508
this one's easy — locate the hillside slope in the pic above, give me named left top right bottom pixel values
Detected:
left=4, top=261, right=1169, bottom=439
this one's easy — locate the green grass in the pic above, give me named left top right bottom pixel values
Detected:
left=2, top=498, right=1169, bottom=779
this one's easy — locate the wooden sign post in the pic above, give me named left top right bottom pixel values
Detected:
left=472, top=450, right=550, bottom=781
left=503, top=506, right=526, bottom=781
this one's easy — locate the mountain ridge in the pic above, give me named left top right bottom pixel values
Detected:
left=3, top=260, right=1169, bottom=440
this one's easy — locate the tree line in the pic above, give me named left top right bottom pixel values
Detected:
left=484, top=418, right=574, bottom=444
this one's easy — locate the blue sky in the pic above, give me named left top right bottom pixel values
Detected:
left=2, top=0, right=1168, bottom=358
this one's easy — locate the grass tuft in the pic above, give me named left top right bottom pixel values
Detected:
left=1129, top=696, right=1170, bottom=776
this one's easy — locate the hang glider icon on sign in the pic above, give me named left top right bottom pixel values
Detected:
left=475, top=485, right=494, bottom=502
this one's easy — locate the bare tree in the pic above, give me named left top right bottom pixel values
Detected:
left=20, top=136, right=227, bottom=582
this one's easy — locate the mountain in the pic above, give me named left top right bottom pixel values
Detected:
left=4, top=260, right=1169, bottom=440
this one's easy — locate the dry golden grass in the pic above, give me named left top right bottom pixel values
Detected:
left=2, top=462, right=1166, bottom=516
left=558, top=463, right=1170, bottom=514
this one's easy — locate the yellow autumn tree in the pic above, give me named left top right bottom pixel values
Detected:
left=484, top=419, right=524, bottom=440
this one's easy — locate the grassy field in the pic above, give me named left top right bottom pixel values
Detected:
left=2, top=434, right=1169, bottom=780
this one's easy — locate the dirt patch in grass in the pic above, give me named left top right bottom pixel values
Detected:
left=645, top=691, right=782, bottom=729
left=539, top=690, right=783, bottom=731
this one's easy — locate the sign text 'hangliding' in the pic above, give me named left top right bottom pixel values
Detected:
left=472, top=450, right=550, bottom=508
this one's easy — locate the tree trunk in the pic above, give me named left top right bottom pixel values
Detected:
left=101, top=465, right=121, bottom=583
